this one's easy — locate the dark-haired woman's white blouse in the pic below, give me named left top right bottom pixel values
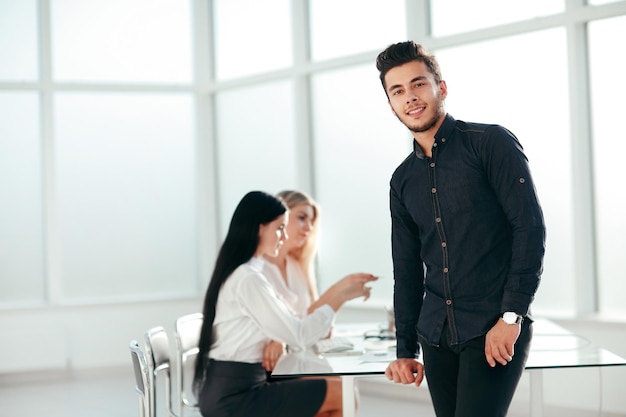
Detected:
left=208, top=257, right=334, bottom=363
left=262, top=255, right=312, bottom=318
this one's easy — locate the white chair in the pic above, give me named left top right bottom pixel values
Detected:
left=129, top=340, right=151, bottom=417
left=174, top=313, right=203, bottom=416
left=144, top=326, right=179, bottom=417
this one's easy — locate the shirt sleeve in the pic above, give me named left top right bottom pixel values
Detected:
left=390, top=184, right=424, bottom=358
left=235, top=270, right=334, bottom=349
left=479, top=126, right=546, bottom=315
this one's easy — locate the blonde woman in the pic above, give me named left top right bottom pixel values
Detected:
left=262, top=190, right=375, bottom=371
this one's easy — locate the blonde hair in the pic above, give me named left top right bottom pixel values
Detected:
left=277, top=190, right=320, bottom=300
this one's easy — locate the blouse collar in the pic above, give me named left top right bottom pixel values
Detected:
left=248, top=256, right=265, bottom=272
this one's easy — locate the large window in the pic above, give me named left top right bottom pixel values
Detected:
left=588, top=15, right=626, bottom=317
left=0, top=0, right=198, bottom=306
left=311, top=64, right=411, bottom=303
left=309, top=0, right=407, bottom=61
left=51, top=0, right=192, bottom=83
left=0, top=92, right=44, bottom=304
left=1, top=0, right=625, bottom=319
left=430, top=0, right=564, bottom=37
left=54, top=93, right=197, bottom=300
left=214, top=80, right=298, bottom=230
left=0, top=0, right=38, bottom=80
left=213, top=0, right=293, bottom=80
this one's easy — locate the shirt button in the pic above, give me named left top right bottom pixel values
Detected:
left=443, top=267, right=449, bottom=273
left=435, top=217, right=441, bottom=223
left=446, top=299, right=452, bottom=306
left=441, top=138, right=446, bottom=143
left=431, top=188, right=437, bottom=193
left=433, top=143, right=438, bottom=147
left=430, top=162, right=435, bottom=168
left=519, top=177, right=526, bottom=183
left=442, top=242, right=447, bottom=248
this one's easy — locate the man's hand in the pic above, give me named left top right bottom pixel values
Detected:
left=485, top=319, right=521, bottom=367
left=262, top=340, right=285, bottom=372
left=384, top=358, right=424, bottom=387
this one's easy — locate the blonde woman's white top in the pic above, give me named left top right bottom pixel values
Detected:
left=209, top=257, right=334, bottom=363
left=262, top=256, right=312, bottom=318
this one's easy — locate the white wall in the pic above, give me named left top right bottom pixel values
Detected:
left=0, top=298, right=202, bottom=373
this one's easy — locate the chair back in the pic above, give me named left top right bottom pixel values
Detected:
left=129, top=340, right=150, bottom=417
left=144, top=326, right=176, bottom=417
left=174, top=313, right=203, bottom=416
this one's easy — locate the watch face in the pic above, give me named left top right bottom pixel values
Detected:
left=502, top=312, right=520, bottom=324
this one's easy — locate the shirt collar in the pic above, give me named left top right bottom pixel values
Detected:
left=411, top=113, right=456, bottom=159
left=435, top=113, right=456, bottom=143
left=249, top=256, right=265, bottom=272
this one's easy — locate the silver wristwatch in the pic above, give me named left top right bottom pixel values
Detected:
left=502, top=312, right=523, bottom=325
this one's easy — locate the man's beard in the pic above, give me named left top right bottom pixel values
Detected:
left=406, top=113, right=440, bottom=133
left=398, top=97, right=445, bottom=133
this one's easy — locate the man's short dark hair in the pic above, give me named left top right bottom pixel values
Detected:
left=376, top=41, right=443, bottom=93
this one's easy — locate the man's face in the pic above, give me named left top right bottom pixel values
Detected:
left=384, top=60, right=447, bottom=135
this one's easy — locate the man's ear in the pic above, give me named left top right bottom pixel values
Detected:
left=439, top=80, right=448, bottom=100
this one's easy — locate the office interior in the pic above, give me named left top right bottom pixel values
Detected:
left=1, top=0, right=625, bottom=416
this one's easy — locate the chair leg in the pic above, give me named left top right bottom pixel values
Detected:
left=138, top=396, right=147, bottom=417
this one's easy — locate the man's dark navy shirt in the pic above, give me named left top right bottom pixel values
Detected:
left=390, top=114, right=546, bottom=359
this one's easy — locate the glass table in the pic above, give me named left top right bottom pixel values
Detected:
left=271, top=319, right=626, bottom=417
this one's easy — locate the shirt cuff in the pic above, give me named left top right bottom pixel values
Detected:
left=316, top=304, right=336, bottom=321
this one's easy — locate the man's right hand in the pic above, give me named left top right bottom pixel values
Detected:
left=385, top=358, right=424, bottom=387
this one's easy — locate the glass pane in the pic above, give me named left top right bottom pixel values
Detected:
left=309, top=0, right=407, bottom=61
left=51, top=0, right=192, bottom=83
left=213, top=0, right=292, bottom=80
left=214, top=80, right=296, bottom=233
left=0, top=0, right=38, bottom=81
left=589, top=16, right=626, bottom=317
left=311, top=64, right=411, bottom=305
left=430, top=0, right=564, bottom=37
left=0, top=92, right=44, bottom=303
left=435, top=29, right=573, bottom=315
left=54, top=93, right=197, bottom=300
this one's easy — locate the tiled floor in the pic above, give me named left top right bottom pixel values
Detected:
left=0, top=367, right=435, bottom=417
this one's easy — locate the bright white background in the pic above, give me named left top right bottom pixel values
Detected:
left=1, top=0, right=625, bottom=317
left=1, top=0, right=626, bottom=412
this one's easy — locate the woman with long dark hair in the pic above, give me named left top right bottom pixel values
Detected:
left=194, top=191, right=376, bottom=417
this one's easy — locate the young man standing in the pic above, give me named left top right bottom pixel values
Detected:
left=377, top=41, right=546, bottom=417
